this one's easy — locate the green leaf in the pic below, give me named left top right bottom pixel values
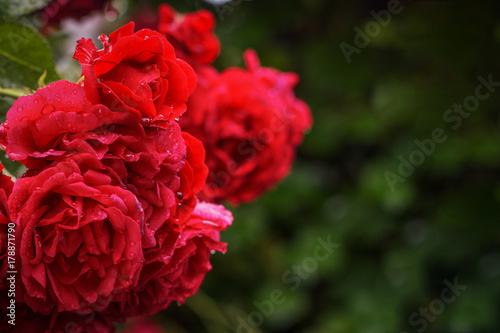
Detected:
left=0, top=22, right=60, bottom=90
left=0, top=0, right=49, bottom=19
left=0, top=149, right=24, bottom=179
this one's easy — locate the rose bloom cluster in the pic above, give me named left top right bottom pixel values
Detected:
left=0, top=4, right=311, bottom=332
left=0, top=21, right=231, bottom=333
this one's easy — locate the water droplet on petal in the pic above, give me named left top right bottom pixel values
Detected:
left=176, top=192, right=183, bottom=200
left=41, top=104, right=55, bottom=115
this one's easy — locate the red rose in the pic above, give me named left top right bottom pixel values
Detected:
left=104, top=200, right=232, bottom=319
left=74, top=22, right=196, bottom=121
left=180, top=50, right=312, bottom=204
left=9, top=154, right=144, bottom=314
left=0, top=80, right=185, bottom=170
left=158, top=4, right=220, bottom=65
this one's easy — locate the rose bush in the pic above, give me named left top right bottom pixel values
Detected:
left=0, top=2, right=312, bottom=329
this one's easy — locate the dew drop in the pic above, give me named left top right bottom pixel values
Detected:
left=174, top=117, right=179, bottom=121
left=210, top=250, right=216, bottom=254
left=17, top=106, right=23, bottom=112
left=41, top=104, right=55, bottom=115
left=130, top=241, right=135, bottom=246
left=176, top=192, right=183, bottom=200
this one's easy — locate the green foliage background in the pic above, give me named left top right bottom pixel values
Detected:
left=1, top=0, right=500, bottom=332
